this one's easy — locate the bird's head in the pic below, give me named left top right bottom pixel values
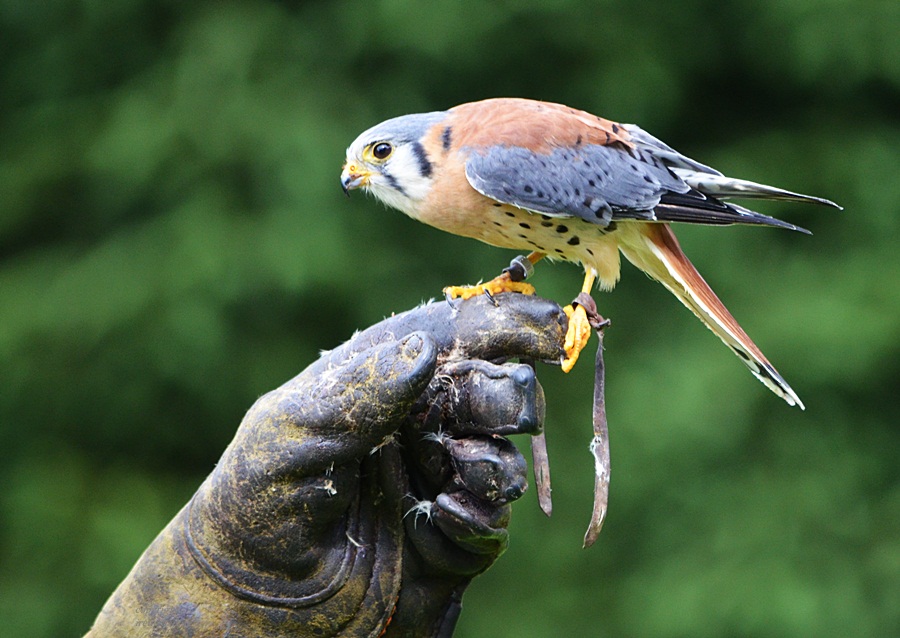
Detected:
left=341, top=111, right=447, bottom=217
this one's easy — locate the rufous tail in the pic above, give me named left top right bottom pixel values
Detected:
left=618, top=224, right=804, bottom=408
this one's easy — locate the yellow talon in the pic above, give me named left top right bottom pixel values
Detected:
left=442, top=255, right=595, bottom=374
left=561, top=303, right=592, bottom=373
left=444, top=272, right=536, bottom=300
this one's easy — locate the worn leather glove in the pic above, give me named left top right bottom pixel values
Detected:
left=86, top=294, right=566, bottom=637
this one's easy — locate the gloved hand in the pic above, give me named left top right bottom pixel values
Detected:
left=86, top=294, right=566, bottom=638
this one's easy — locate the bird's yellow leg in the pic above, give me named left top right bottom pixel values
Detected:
left=561, top=270, right=596, bottom=373
left=443, top=252, right=545, bottom=300
left=525, top=251, right=545, bottom=266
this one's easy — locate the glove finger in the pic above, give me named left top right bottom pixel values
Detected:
left=438, top=360, right=545, bottom=436
left=333, top=294, right=566, bottom=367
left=276, top=331, right=438, bottom=445
left=443, top=293, right=567, bottom=364
left=444, top=436, right=528, bottom=504
left=403, top=499, right=498, bottom=577
left=325, top=331, right=436, bottom=428
left=401, top=359, right=541, bottom=495
left=431, top=492, right=510, bottom=556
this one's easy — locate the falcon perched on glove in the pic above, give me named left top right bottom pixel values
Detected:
left=341, top=97, right=839, bottom=408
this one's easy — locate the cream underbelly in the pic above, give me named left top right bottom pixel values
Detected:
left=459, top=202, right=628, bottom=290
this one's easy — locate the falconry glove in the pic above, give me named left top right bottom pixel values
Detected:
left=86, top=294, right=566, bottom=638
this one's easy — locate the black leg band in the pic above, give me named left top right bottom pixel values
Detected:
left=502, top=255, right=535, bottom=282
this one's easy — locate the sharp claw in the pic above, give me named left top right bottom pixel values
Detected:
left=444, top=289, right=461, bottom=309
left=561, top=354, right=579, bottom=373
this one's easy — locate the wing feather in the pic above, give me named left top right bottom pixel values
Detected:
left=460, top=107, right=833, bottom=232
left=465, top=142, right=687, bottom=226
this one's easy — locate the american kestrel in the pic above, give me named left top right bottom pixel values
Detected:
left=340, top=98, right=838, bottom=408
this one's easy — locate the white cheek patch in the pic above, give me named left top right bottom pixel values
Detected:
left=386, top=146, right=434, bottom=200
left=368, top=146, right=434, bottom=219
left=368, top=181, right=421, bottom=217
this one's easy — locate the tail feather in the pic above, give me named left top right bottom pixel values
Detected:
left=617, top=224, right=804, bottom=409
left=671, top=169, right=842, bottom=209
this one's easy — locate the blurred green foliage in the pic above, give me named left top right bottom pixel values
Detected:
left=1, top=1, right=897, bottom=636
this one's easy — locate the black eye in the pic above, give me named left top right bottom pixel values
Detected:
left=372, top=142, right=393, bottom=160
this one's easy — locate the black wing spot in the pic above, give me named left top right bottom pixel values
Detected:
left=492, top=202, right=502, bottom=207
left=524, top=185, right=534, bottom=193
left=556, top=225, right=568, bottom=233
left=519, top=222, right=531, bottom=229
left=611, top=123, right=620, bottom=134
left=505, top=211, right=516, bottom=218
left=588, top=179, right=596, bottom=187
left=567, top=236, right=580, bottom=246
left=731, top=346, right=751, bottom=362
left=540, top=220, right=554, bottom=227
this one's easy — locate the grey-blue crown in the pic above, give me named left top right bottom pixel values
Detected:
left=356, top=111, right=448, bottom=147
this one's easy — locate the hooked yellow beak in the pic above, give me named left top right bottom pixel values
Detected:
left=340, top=162, right=373, bottom=195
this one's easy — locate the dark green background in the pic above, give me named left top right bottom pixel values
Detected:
left=1, top=1, right=897, bottom=636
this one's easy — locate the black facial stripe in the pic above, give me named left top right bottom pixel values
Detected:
left=383, top=170, right=407, bottom=196
left=441, top=126, right=453, bottom=151
left=410, top=141, right=433, bottom=178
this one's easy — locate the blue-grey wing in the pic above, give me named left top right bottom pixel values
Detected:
left=464, top=142, right=690, bottom=227
left=463, top=134, right=815, bottom=233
